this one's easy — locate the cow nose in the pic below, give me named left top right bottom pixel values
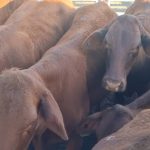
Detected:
left=103, top=79, right=123, bottom=92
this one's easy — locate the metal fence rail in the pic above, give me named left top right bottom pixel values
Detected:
left=72, top=0, right=99, bottom=7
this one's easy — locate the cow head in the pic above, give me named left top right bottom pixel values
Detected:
left=0, top=69, right=68, bottom=150
left=77, top=104, right=133, bottom=140
left=83, top=15, right=150, bottom=92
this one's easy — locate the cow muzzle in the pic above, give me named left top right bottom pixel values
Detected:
left=103, top=78, right=126, bottom=92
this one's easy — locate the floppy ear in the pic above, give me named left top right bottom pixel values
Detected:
left=136, top=18, right=150, bottom=56
left=38, top=92, right=68, bottom=140
left=141, top=34, right=150, bottom=56
left=82, top=28, right=108, bottom=51
left=78, top=112, right=103, bottom=136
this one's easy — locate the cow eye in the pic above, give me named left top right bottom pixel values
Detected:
left=128, top=50, right=138, bottom=58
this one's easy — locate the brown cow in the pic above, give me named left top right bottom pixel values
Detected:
left=0, top=0, right=75, bottom=72
left=0, top=0, right=26, bottom=24
left=0, top=2, right=116, bottom=150
left=82, top=0, right=150, bottom=96
left=77, top=88, right=150, bottom=142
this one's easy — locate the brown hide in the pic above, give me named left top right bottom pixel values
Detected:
left=0, top=0, right=26, bottom=24
left=0, top=0, right=75, bottom=72
left=0, top=2, right=116, bottom=150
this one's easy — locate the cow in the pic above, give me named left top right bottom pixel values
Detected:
left=82, top=0, right=150, bottom=98
left=0, top=0, right=75, bottom=72
left=77, top=88, right=150, bottom=142
left=0, top=2, right=117, bottom=150
left=92, top=109, right=150, bottom=150
left=0, top=0, right=26, bottom=24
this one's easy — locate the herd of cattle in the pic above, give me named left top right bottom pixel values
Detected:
left=0, top=0, right=150, bottom=150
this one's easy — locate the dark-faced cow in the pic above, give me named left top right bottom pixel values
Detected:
left=84, top=0, right=150, bottom=98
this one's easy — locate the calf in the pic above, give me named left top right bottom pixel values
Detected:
left=78, top=88, right=150, bottom=142
left=0, top=0, right=75, bottom=72
left=82, top=0, right=150, bottom=98
left=0, top=2, right=117, bottom=150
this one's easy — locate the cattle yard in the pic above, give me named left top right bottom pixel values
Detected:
left=0, top=0, right=150, bottom=150
left=0, top=0, right=134, bottom=14
left=72, top=0, right=134, bottom=14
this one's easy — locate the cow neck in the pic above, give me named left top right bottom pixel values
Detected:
left=56, top=19, right=108, bottom=104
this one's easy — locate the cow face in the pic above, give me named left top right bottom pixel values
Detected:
left=0, top=70, right=68, bottom=150
left=77, top=104, right=133, bottom=140
left=83, top=15, right=150, bottom=92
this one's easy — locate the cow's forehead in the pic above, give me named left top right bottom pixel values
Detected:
left=105, top=18, right=141, bottom=49
left=110, top=17, right=140, bottom=34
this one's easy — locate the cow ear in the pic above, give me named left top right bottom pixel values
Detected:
left=82, top=28, right=108, bottom=51
left=38, top=92, right=68, bottom=140
left=78, top=112, right=103, bottom=135
left=136, top=18, right=150, bottom=56
left=141, top=34, right=150, bottom=56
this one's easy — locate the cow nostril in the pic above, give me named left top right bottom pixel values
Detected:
left=104, top=79, right=123, bottom=92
